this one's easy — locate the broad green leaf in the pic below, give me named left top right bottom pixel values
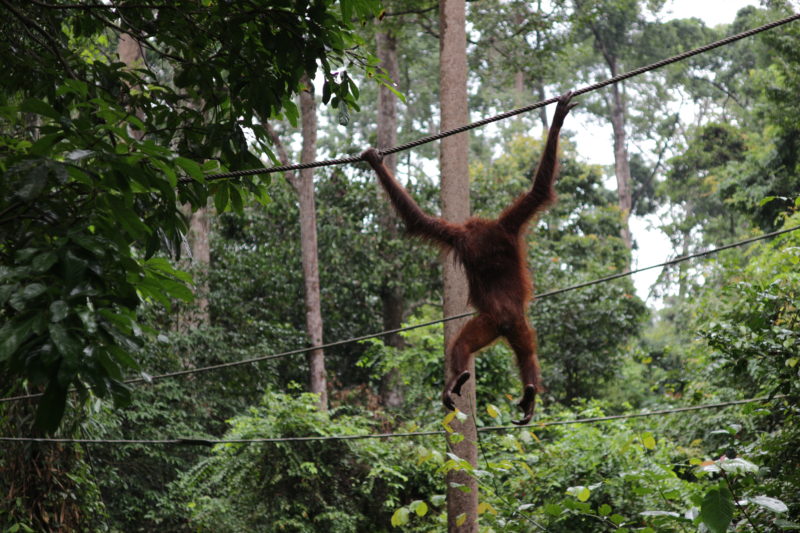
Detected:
left=0, top=316, right=37, bottom=360
left=774, top=518, right=800, bottom=530
left=32, top=252, right=58, bottom=272
left=0, top=284, right=16, bottom=306
left=56, top=79, right=88, bottom=98
left=449, top=432, right=465, bottom=444
left=21, top=283, right=47, bottom=301
left=16, top=164, right=48, bottom=201
left=49, top=322, right=81, bottom=358
left=610, top=514, right=626, bottom=525
left=456, top=513, right=466, bottom=526
left=50, top=300, right=69, bottom=322
left=409, top=500, right=428, bottom=517
left=390, top=507, right=409, bottom=527
left=642, top=432, right=656, bottom=450
left=543, top=503, right=562, bottom=516
left=229, top=186, right=243, bottom=213
left=107, top=344, right=141, bottom=370
left=175, top=156, right=205, bottom=182
left=486, top=404, right=500, bottom=418
left=449, top=481, right=472, bottom=493
left=477, top=502, right=497, bottom=515
left=719, top=458, right=758, bottom=474
left=749, top=495, right=788, bottom=514
left=63, top=250, right=89, bottom=285
left=700, top=487, right=734, bottom=533
left=214, top=183, right=230, bottom=212
left=20, top=98, right=61, bottom=120
left=442, top=410, right=457, bottom=432
left=599, top=504, right=612, bottom=516
left=567, top=485, right=591, bottom=501
left=430, top=494, right=446, bottom=506
left=640, top=510, right=679, bottom=517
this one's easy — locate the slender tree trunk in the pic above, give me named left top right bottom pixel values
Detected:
left=177, top=97, right=212, bottom=330
left=186, top=204, right=210, bottom=326
left=536, top=83, right=549, bottom=131
left=117, top=33, right=145, bottom=141
left=440, top=0, right=477, bottom=530
left=294, top=76, right=328, bottom=410
left=513, top=70, right=525, bottom=106
left=607, top=62, right=634, bottom=256
left=376, top=27, right=406, bottom=409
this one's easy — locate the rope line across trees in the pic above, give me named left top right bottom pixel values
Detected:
left=0, top=395, right=786, bottom=446
left=1, top=225, right=797, bottom=405
left=175, top=12, right=800, bottom=184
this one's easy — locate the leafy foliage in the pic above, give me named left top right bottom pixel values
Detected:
left=0, top=0, right=381, bottom=432
left=170, top=391, right=441, bottom=532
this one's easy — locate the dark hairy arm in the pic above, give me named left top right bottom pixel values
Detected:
left=362, top=148, right=461, bottom=247
left=499, top=91, right=577, bottom=234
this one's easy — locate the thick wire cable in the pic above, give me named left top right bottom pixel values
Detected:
left=185, top=12, right=800, bottom=184
left=1, top=224, right=797, bottom=405
left=0, top=395, right=787, bottom=445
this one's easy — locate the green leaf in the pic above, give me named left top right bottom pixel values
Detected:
left=456, top=513, right=466, bottom=526
left=32, top=252, right=58, bottom=272
left=214, top=183, right=230, bottom=212
left=749, top=495, right=788, bottom=514
left=543, top=503, right=562, bottom=516
left=49, top=322, right=81, bottom=359
left=63, top=250, right=89, bottom=285
left=175, top=156, right=205, bottom=182
left=96, top=349, right=123, bottom=380
left=22, top=283, right=47, bottom=300
left=610, top=514, right=626, bottom=525
left=700, top=487, right=734, bottom=533
left=409, top=500, right=428, bottom=517
left=50, top=300, right=69, bottom=322
left=774, top=519, right=800, bottom=530
left=107, top=344, right=141, bottom=371
left=16, top=164, right=48, bottom=201
left=719, top=458, right=758, bottom=474
left=0, top=316, right=37, bottom=361
left=599, top=504, right=612, bottom=516
left=391, top=507, right=409, bottom=526
left=0, top=284, right=16, bottom=306
left=430, top=494, right=446, bottom=506
left=20, top=98, right=61, bottom=120
left=486, top=404, right=500, bottom=418
left=477, top=502, right=497, bottom=515
left=642, top=432, right=656, bottom=450
left=229, top=186, right=244, bottom=213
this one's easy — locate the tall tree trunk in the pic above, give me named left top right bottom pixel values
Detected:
left=178, top=97, right=211, bottom=330
left=607, top=61, right=634, bottom=256
left=117, top=33, right=145, bottom=141
left=185, top=204, right=211, bottom=327
left=267, top=76, right=328, bottom=411
left=296, top=76, right=328, bottom=411
left=376, top=27, right=406, bottom=409
left=440, top=0, right=478, bottom=530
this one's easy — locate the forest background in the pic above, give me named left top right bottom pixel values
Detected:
left=0, top=0, right=798, bottom=531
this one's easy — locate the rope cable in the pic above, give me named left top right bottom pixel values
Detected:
left=186, top=12, right=800, bottom=184
left=1, top=224, right=797, bottom=405
left=0, top=395, right=786, bottom=445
